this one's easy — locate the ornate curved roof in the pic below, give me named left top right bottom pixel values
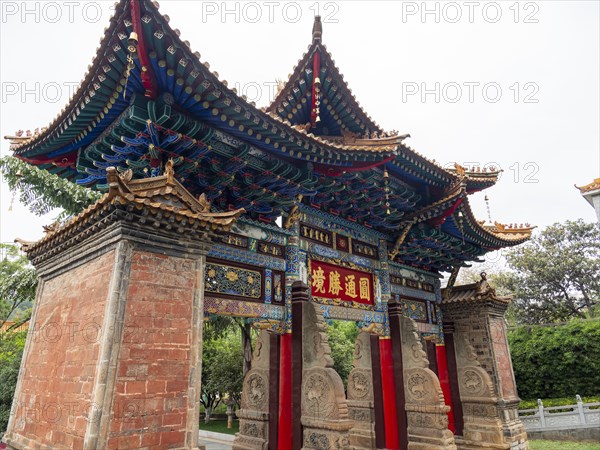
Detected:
left=5, top=0, right=532, bottom=273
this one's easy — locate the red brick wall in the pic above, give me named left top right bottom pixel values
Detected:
left=107, top=250, right=197, bottom=449
left=11, top=250, right=116, bottom=449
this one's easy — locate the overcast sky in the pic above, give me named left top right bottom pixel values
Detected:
left=1, top=1, right=598, bottom=250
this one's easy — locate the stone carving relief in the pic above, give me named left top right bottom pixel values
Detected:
left=233, top=330, right=272, bottom=450
left=347, top=370, right=371, bottom=400
left=244, top=373, right=267, bottom=410
left=301, top=301, right=353, bottom=449
left=452, top=329, right=528, bottom=449
left=454, top=333, right=498, bottom=402
left=398, top=315, right=457, bottom=450
left=346, top=332, right=376, bottom=450
left=303, top=370, right=337, bottom=418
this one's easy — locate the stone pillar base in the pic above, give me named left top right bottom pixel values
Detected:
left=301, top=418, right=355, bottom=450
left=347, top=399, right=376, bottom=450
left=232, top=410, right=269, bottom=450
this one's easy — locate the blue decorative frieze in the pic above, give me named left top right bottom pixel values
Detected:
left=390, top=285, right=437, bottom=302
left=348, top=253, right=378, bottom=269
left=388, top=261, right=441, bottom=282
left=299, top=206, right=386, bottom=243
left=209, top=244, right=285, bottom=271
left=301, top=241, right=381, bottom=271
left=400, top=298, right=428, bottom=323
left=416, top=322, right=440, bottom=335
left=273, top=272, right=284, bottom=304
left=377, top=268, right=391, bottom=300
left=434, top=278, right=442, bottom=303
left=378, top=239, right=389, bottom=262
left=232, top=219, right=292, bottom=244
left=307, top=243, right=340, bottom=260
left=285, top=245, right=300, bottom=276
left=205, top=262, right=262, bottom=300
left=204, top=297, right=284, bottom=320
left=265, top=268, right=273, bottom=303
left=316, top=304, right=386, bottom=323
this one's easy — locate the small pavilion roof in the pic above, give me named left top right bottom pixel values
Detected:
left=576, top=178, right=600, bottom=194
left=19, top=160, right=244, bottom=263
left=265, top=16, right=383, bottom=137
left=441, top=281, right=511, bottom=305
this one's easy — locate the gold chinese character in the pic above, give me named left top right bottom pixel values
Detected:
left=312, top=266, right=326, bottom=293
left=345, top=275, right=357, bottom=298
left=329, top=271, right=342, bottom=296
left=359, top=278, right=371, bottom=301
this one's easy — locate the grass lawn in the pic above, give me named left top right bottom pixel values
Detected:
left=199, top=419, right=239, bottom=435
left=530, top=440, right=600, bottom=450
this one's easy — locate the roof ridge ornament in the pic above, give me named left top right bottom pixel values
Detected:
left=312, top=15, right=323, bottom=43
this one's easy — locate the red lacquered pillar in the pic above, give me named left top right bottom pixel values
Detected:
left=436, top=343, right=456, bottom=433
left=278, top=332, right=292, bottom=450
left=379, top=337, right=400, bottom=450
left=442, top=323, right=464, bottom=436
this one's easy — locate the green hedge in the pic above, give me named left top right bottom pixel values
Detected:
left=509, top=319, right=600, bottom=401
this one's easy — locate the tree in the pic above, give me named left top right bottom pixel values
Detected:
left=200, top=323, right=244, bottom=423
left=0, top=156, right=101, bottom=220
left=203, top=315, right=255, bottom=376
left=325, top=320, right=359, bottom=385
left=0, top=331, right=27, bottom=431
left=0, top=244, right=37, bottom=330
left=496, top=220, right=600, bottom=324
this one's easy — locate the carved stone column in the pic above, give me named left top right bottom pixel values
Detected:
left=295, top=282, right=354, bottom=450
left=389, top=299, right=457, bottom=450
left=441, top=280, right=529, bottom=450
left=233, top=331, right=273, bottom=450
left=347, top=332, right=376, bottom=450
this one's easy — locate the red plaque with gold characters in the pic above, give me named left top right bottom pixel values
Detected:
left=309, top=260, right=374, bottom=306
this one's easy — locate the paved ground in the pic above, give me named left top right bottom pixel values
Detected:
left=199, top=438, right=233, bottom=450
left=198, top=430, right=234, bottom=450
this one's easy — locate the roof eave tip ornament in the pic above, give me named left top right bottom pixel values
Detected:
left=312, top=15, right=322, bottom=43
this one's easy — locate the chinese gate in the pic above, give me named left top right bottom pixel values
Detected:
left=4, top=1, right=530, bottom=449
